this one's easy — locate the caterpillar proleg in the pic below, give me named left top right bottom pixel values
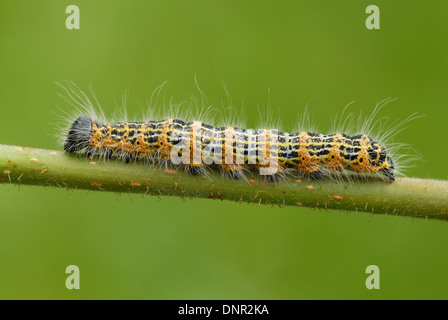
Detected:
left=58, top=82, right=418, bottom=183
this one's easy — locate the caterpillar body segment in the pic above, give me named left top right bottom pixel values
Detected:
left=64, top=116, right=396, bottom=182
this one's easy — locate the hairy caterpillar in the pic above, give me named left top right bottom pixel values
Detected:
left=58, top=82, right=417, bottom=183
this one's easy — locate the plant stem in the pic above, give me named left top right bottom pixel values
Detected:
left=0, top=144, right=447, bottom=220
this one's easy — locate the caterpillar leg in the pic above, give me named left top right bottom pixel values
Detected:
left=307, top=170, right=325, bottom=180
left=264, top=173, right=283, bottom=183
left=380, top=168, right=395, bottom=182
left=123, top=153, right=133, bottom=164
left=185, top=165, right=206, bottom=176
left=220, top=165, right=244, bottom=180
left=105, top=149, right=114, bottom=160
left=260, top=166, right=285, bottom=183
left=85, top=149, right=95, bottom=159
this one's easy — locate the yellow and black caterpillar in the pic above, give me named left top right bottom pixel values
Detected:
left=64, top=116, right=395, bottom=182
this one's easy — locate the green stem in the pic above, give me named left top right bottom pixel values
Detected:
left=0, top=144, right=447, bottom=220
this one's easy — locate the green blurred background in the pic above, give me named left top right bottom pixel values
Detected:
left=1, top=0, right=447, bottom=299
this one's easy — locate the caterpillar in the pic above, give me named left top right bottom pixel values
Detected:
left=58, top=82, right=417, bottom=183
left=64, top=117, right=395, bottom=182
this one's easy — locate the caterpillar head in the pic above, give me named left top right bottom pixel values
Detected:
left=368, top=141, right=395, bottom=182
left=379, top=152, right=395, bottom=182
left=64, top=116, right=93, bottom=152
